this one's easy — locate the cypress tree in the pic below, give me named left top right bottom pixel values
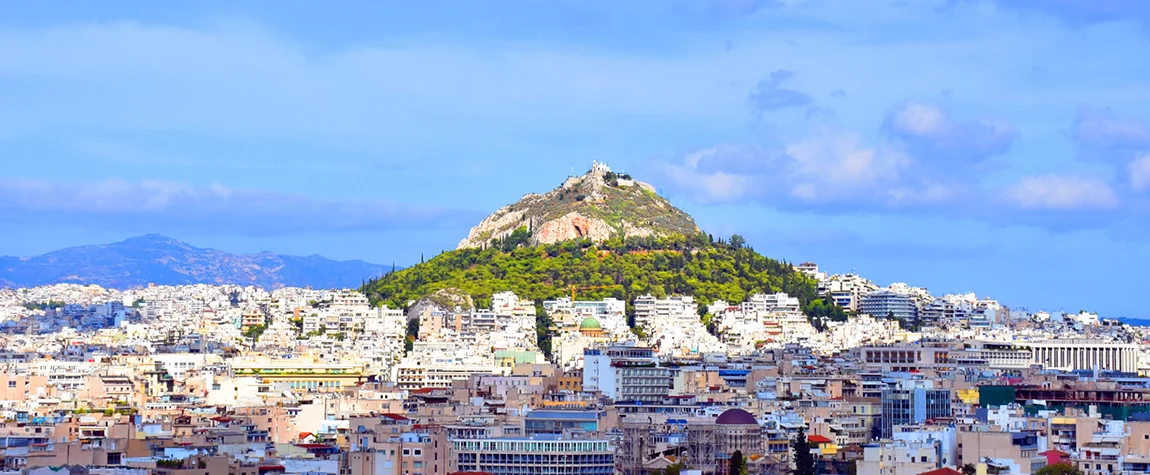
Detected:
left=792, top=427, right=816, bottom=475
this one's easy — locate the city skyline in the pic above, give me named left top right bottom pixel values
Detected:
left=4, top=0, right=1150, bottom=317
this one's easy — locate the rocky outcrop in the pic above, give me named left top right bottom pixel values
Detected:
left=533, top=212, right=614, bottom=243
left=457, top=162, right=699, bottom=249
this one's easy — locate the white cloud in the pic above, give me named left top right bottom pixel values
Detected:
left=885, top=101, right=947, bottom=137
left=649, top=127, right=918, bottom=207
left=0, top=178, right=467, bottom=235
left=882, top=101, right=1017, bottom=172
left=1073, top=105, right=1150, bottom=146
left=1129, top=153, right=1150, bottom=191
left=1005, top=174, right=1118, bottom=210
left=651, top=146, right=755, bottom=203
left=785, top=128, right=910, bottom=186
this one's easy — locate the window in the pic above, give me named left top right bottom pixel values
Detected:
left=7, top=381, right=14, bottom=388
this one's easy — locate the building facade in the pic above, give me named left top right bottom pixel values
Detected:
left=449, top=437, right=614, bottom=475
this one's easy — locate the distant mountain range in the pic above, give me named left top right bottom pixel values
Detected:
left=0, top=234, right=388, bottom=290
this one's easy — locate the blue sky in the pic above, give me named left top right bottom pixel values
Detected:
left=3, top=0, right=1150, bottom=317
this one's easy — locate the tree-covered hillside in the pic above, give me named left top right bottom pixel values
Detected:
left=363, top=232, right=840, bottom=321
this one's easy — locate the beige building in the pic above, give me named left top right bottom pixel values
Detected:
left=956, top=429, right=1046, bottom=475
left=856, top=440, right=940, bottom=475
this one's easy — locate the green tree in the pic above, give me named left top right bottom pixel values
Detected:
left=242, top=324, right=267, bottom=341
left=534, top=300, right=554, bottom=361
left=729, top=234, right=746, bottom=250
left=1036, top=464, right=1081, bottom=475
left=405, top=318, right=420, bottom=352
left=729, top=450, right=746, bottom=475
left=792, top=427, right=816, bottom=475
left=360, top=234, right=827, bottom=329
left=701, top=312, right=718, bottom=336
left=961, top=464, right=977, bottom=475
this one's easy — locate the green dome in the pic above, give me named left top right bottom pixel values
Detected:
left=579, top=317, right=602, bottom=330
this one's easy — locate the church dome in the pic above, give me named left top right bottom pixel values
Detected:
left=715, top=408, right=757, bottom=425
left=579, top=317, right=602, bottom=330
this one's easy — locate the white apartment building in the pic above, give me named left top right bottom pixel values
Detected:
left=820, top=274, right=877, bottom=312
left=633, top=294, right=697, bottom=327
left=390, top=341, right=507, bottom=389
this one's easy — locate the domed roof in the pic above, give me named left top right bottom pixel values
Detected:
left=715, top=408, right=757, bottom=425
left=579, top=317, right=602, bottom=330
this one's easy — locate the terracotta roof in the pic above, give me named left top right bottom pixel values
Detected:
left=381, top=413, right=409, bottom=421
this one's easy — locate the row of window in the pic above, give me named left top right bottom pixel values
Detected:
left=288, top=380, right=341, bottom=389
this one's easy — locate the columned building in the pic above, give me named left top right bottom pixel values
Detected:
left=1027, top=339, right=1140, bottom=374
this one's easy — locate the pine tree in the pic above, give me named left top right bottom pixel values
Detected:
left=792, top=427, right=816, bottom=475
left=729, top=450, right=746, bottom=475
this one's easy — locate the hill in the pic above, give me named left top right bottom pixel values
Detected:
left=0, top=234, right=387, bottom=289
left=364, top=233, right=843, bottom=322
left=457, top=161, right=699, bottom=249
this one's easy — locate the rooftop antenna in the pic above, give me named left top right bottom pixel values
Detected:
left=570, top=161, right=573, bottom=177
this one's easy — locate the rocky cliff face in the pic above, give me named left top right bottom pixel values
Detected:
left=457, top=163, right=699, bottom=249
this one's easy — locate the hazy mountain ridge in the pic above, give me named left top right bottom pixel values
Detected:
left=0, top=234, right=387, bottom=289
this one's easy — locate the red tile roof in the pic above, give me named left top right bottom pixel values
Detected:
left=807, top=434, right=834, bottom=444
left=919, top=468, right=963, bottom=475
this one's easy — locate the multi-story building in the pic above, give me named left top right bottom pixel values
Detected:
left=231, top=358, right=364, bottom=392
left=859, top=290, right=917, bottom=322
left=819, top=274, right=876, bottom=312
left=448, top=436, right=614, bottom=475
left=880, top=384, right=952, bottom=439
left=956, top=429, right=1046, bottom=475
left=582, top=344, right=671, bottom=403
left=856, top=439, right=942, bottom=475
left=524, top=410, right=602, bottom=435
left=632, top=295, right=697, bottom=327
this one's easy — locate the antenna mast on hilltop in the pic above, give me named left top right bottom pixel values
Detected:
left=570, top=161, right=574, bottom=177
